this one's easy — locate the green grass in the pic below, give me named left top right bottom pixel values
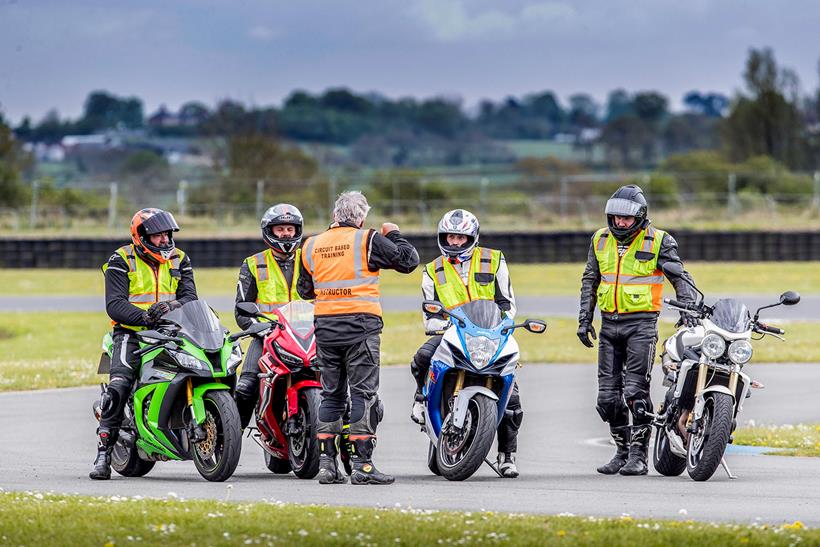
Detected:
left=0, top=311, right=817, bottom=392
left=1, top=262, right=817, bottom=296
left=0, top=492, right=815, bottom=546
left=733, top=423, right=820, bottom=457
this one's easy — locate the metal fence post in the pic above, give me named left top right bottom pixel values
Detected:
left=177, top=180, right=188, bottom=217
left=727, top=173, right=738, bottom=217
left=255, top=179, right=264, bottom=220
left=30, top=179, right=39, bottom=228
left=813, top=171, right=820, bottom=212
left=108, top=182, right=118, bottom=228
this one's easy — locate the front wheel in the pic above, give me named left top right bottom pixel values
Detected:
left=192, top=390, right=242, bottom=482
left=687, top=392, right=734, bottom=481
left=652, top=426, right=686, bottom=477
left=288, top=388, right=321, bottom=479
left=111, top=430, right=155, bottom=477
left=436, top=394, right=497, bottom=481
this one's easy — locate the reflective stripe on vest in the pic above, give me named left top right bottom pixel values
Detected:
left=102, top=244, right=185, bottom=330
left=246, top=248, right=302, bottom=316
left=303, top=227, right=381, bottom=316
left=592, top=226, right=665, bottom=314
left=425, top=247, right=501, bottom=310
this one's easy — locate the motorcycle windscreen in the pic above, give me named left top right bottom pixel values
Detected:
left=163, top=300, right=226, bottom=351
left=709, top=299, right=751, bottom=333
left=276, top=300, right=314, bottom=338
left=454, top=300, right=503, bottom=329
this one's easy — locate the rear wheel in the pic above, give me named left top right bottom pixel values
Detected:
left=111, top=430, right=155, bottom=477
left=288, top=388, right=321, bottom=479
left=192, top=390, right=242, bottom=482
left=436, top=394, right=497, bottom=481
left=652, top=426, right=686, bottom=477
left=427, top=441, right=441, bottom=476
left=264, top=451, right=291, bottom=474
left=687, top=393, right=734, bottom=482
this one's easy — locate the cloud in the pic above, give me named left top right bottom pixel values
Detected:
left=411, top=0, right=575, bottom=42
left=248, top=25, right=278, bottom=42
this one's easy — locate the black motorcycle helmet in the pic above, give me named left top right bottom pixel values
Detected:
left=261, top=203, right=303, bottom=258
left=605, top=185, right=648, bottom=242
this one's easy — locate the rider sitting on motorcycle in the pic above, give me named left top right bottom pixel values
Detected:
left=409, top=209, right=523, bottom=478
left=91, top=208, right=198, bottom=480
left=234, top=204, right=305, bottom=429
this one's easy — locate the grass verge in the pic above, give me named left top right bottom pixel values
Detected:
left=0, top=491, right=815, bottom=546
left=0, top=311, right=817, bottom=392
left=733, top=423, right=820, bottom=457
left=1, top=261, right=818, bottom=296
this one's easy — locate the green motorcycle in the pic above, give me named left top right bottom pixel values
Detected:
left=95, top=299, right=261, bottom=482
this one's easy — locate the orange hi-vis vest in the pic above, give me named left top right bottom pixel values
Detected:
left=302, top=226, right=382, bottom=317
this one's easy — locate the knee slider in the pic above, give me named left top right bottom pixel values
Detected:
left=596, top=397, right=627, bottom=424
left=504, top=408, right=524, bottom=429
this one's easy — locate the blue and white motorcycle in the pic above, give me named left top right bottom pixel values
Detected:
left=419, top=300, right=546, bottom=481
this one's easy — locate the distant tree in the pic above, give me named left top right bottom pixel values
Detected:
left=683, top=91, right=730, bottom=117
left=79, top=91, right=144, bottom=131
left=568, top=94, right=599, bottom=128
left=601, top=114, right=647, bottom=167
left=0, top=114, right=30, bottom=207
left=415, top=98, right=466, bottom=138
left=606, top=89, right=633, bottom=121
left=723, top=48, right=806, bottom=168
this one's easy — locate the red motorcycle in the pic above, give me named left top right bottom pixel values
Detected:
left=236, top=300, right=323, bottom=478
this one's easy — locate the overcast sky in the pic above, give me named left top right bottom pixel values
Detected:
left=0, top=0, right=817, bottom=124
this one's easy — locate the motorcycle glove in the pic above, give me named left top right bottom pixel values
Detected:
left=577, top=322, right=597, bottom=348
left=679, top=312, right=700, bottom=329
left=147, top=300, right=181, bottom=324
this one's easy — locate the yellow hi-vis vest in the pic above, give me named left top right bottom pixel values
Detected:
left=592, top=226, right=666, bottom=314
left=245, top=248, right=302, bottom=319
left=302, top=227, right=381, bottom=317
left=101, top=244, right=185, bottom=330
left=425, top=247, right=502, bottom=309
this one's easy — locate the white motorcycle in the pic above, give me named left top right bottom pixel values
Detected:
left=651, top=262, right=800, bottom=481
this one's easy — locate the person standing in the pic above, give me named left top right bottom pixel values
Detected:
left=577, top=185, right=697, bottom=476
left=298, top=191, right=419, bottom=485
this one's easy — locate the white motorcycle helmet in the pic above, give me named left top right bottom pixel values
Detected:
left=437, top=209, right=480, bottom=262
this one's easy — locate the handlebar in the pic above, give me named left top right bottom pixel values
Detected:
left=425, top=330, right=445, bottom=336
left=756, top=323, right=785, bottom=335
left=664, top=298, right=699, bottom=312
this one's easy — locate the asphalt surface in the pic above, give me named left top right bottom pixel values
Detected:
left=2, top=294, right=818, bottom=321
left=1, top=364, right=818, bottom=525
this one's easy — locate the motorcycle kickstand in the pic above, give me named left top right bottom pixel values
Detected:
left=720, top=457, right=737, bottom=480
left=484, top=457, right=504, bottom=478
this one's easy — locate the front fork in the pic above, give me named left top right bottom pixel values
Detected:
left=186, top=378, right=208, bottom=443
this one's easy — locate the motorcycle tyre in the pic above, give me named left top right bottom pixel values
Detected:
left=193, top=390, right=242, bottom=482
left=687, top=392, right=733, bottom=482
left=436, top=394, right=497, bottom=481
left=652, top=426, right=686, bottom=477
left=288, top=388, right=321, bottom=479
left=111, top=431, right=155, bottom=478
left=264, top=451, right=291, bottom=474
left=427, top=441, right=442, bottom=476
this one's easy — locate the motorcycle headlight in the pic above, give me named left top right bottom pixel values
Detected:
left=701, top=333, right=726, bottom=360
left=728, top=340, right=753, bottom=365
left=464, top=334, right=500, bottom=369
left=170, top=350, right=207, bottom=370
left=227, top=344, right=243, bottom=373
left=274, top=342, right=305, bottom=369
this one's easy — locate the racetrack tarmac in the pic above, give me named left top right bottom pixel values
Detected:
left=1, top=364, right=818, bottom=525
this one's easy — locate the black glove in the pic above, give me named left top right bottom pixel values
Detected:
left=147, top=300, right=181, bottom=324
left=577, top=322, right=597, bottom=348
left=679, top=312, right=700, bottom=328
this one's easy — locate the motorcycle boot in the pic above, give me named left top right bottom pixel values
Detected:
left=497, top=452, right=519, bottom=478
left=89, top=427, right=117, bottom=480
left=410, top=392, right=426, bottom=425
left=317, top=433, right=347, bottom=484
left=597, top=425, right=631, bottom=474
left=350, top=435, right=395, bottom=485
left=619, top=424, right=651, bottom=476
left=339, top=423, right=353, bottom=476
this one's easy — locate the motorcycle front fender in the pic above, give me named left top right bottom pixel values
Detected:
left=452, top=386, right=499, bottom=429
left=191, top=382, right=231, bottom=424
left=286, top=380, right=322, bottom=417
left=693, top=385, right=735, bottom=420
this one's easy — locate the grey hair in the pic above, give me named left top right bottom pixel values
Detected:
left=333, top=191, right=371, bottom=225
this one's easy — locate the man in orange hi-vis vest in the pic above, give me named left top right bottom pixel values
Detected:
left=298, top=191, right=419, bottom=485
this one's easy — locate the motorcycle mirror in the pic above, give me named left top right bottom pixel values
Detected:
left=661, top=261, right=684, bottom=277
left=422, top=300, right=448, bottom=317
left=780, top=291, right=800, bottom=306
left=236, top=302, right=262, bottom=317
left=523, top=319, right=547, bottom=334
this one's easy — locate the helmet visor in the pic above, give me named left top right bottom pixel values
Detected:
left=605, top=198, right=643, bottom=217
left=142, top=211, right=180, bottom=235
